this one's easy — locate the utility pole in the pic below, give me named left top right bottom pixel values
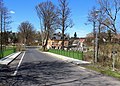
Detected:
left=93, top=21, right=96, bottom=63
left=95, top=28, right=98, bottom=63
left=92, top=10, right=100, bottom=63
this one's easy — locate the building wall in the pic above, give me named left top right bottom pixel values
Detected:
left=47, top=39, right=69, bottom=49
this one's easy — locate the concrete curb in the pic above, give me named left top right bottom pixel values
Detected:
left=0, top=52, right=21, bottom=65
left=42, top=51, right=91, bottom=65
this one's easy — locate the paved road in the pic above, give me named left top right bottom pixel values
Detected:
left=0, top=48, right=120, bottom=86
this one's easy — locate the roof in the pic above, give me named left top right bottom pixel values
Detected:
left=51, top=32, right=69, bottom=40
left=79, top=38, right=85, bottom=43
left=73, top=40, right=79, bottom=44
left=72, top=38, right=85, bottom=45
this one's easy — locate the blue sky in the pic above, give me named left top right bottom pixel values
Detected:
left=4, top=0, right=97, bottom=37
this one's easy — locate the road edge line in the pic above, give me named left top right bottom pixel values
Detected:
left=11, top=51, right=25, bottom=76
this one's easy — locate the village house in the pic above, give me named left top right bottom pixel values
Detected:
left=70, top=38, right=87, bottom=52
left=47, top=32, right=69, bottom=49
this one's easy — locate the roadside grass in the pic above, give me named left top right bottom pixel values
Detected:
left=3, top=49, right=15, bottom=57
left=0, top=47, right=16, bottom=58
left=48, top=49, right=83, bottom=60
left=84, top=65, right=120, bottom=79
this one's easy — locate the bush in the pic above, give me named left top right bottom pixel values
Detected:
left=83, top=51, right=93, bottom=62
left=98, top=43, right=120, bottom=69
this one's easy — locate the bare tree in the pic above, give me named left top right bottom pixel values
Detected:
left=36, top=1, right=59, bottom=51
left=35, top=31, right=42, bottom=45
left=0, top=0, right=12, bottom=57
left=0, top=0, right=3, bottom=58
left=18, top=21, right=35, bottom=46
left=88, top=6, right=111, bottom=63
left=88, top=7, right=100, bottom=63
left=98, top=0, right=120, bottom=34
left=0, top=0, right=12, bottom=47
left=87, top=0, right=120, bottom=64
left=3, top=7, right=12, bottom=45
left=58, top=0, right=73, bottom=50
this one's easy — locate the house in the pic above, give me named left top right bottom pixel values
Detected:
left=70, top=38, right=87, bottom=52
left=47, top=32, right=69, bottom=49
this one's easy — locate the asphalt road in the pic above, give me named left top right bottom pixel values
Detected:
left=0, top=48, right=120, bottom=86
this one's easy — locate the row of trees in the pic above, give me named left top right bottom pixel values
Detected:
left=36, top=0, right=73, bottom=51
left=18, top=21, right=42, bottom=46
left=0, top=0, right=43, bottom=49
left=0, top=0, right=12, bottom=57
left=0, top=0, right=12, bottom=44
left=88, top=0, right=120, bottom=64
left=0, top=0, right=73, bottom=53
left=0, top=0, right=43, bottom=52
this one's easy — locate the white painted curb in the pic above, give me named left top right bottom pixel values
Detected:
left=42, top=52, right=91, bottom=65
left=0, top=52, right=21, bottom=65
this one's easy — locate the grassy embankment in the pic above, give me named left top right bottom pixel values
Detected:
left=0, top=46, right=16, bottom=58
left=84, top=65, right=120, bottom=79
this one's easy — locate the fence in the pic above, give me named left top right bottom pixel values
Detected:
left=49, top=49, right=83, bottom=60
left=0, top=47, right=16, bottom=58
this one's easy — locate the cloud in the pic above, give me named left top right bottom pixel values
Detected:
left=10, top=10, right=15, bottom=14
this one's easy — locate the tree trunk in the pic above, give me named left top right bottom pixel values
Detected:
left=93, top=21, right=96, bottom=63
left=43, top=30, right=49, bottom=51
left=61, top=26, right=64, bottom=50
left=97, top=23, right=101, bottom=62
left=0, top=11, right=3, bottom=58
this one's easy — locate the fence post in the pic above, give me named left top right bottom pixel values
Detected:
left=73, top=50, right=74, bottom=58
left=0, top=49, right=3, bottom=58
left=60, top=49, right=61, bottom=55
left=14, top=48, right=16, bottom=53
left=67, top=50, right=68, bottom=56
left=82, top=51, right=83, bottom=60
left=68, top=50, right=70, bottom=57
left=77, top=51, right=79, bottom=59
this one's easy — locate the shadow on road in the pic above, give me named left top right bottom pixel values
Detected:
left=0, top=61, right=116, bottom=86
left=0, top=61, right=82, bottom=86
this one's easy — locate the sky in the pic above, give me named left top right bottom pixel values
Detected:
left=4, top=0, right=97, bottom=37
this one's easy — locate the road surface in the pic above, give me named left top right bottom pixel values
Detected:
left=0, top=48, right=120, bottom=86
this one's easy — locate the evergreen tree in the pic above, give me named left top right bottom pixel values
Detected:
left=74, top=32, right=77, bottom=38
